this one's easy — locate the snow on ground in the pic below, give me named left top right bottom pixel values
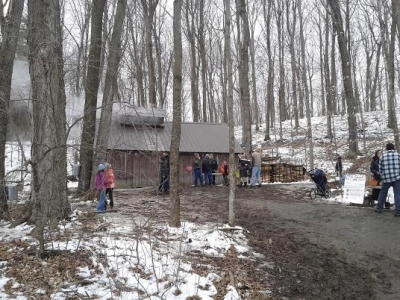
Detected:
left=235, top=110, right=392, bottom=174
left=0, top=207, right=249, bottom=299
left=1, top=109, right=397, bottom=299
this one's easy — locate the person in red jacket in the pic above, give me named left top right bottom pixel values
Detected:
left=219, top=159, right=229, bottom=186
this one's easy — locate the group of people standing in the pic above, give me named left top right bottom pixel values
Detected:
left=237, top=148, right=263, bottom=187
left=370, top=143, right=400, bottom=216
left=156, top=149, right=264, bottom=194
left=192, top=148, right=263, bottom=187
left=192, top=153, right=228, bottom=186
left=95, top=163, right=116, bottom=213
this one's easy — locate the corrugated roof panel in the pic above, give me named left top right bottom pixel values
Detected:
left=108, top=121, right=243, bottom=153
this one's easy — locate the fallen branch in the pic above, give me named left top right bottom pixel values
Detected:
left=218, top=227, right=250, bottom=233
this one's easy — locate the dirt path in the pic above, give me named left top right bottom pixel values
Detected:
left=233, top=184, right=400, bottom=300
left=106, top=183, right=400, bottom=300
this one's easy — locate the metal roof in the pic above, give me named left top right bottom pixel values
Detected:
left=108, top=121, right=244, bottom=154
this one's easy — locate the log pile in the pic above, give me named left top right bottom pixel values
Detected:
left=261, top=163, right=306, bottom=183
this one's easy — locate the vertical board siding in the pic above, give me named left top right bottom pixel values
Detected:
left=108, top=151, right=233, bottom=188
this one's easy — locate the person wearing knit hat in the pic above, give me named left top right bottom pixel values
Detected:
left=95, top=163, right=108, bottom=213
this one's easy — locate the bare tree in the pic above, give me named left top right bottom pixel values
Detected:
left=287, top=1, right=299, bottom=129
left=315, top=8, right=326, bottom=116
left=126, top=4, right=146, bottom=107
left=78, top=0, right=107, bottom=193
left=224, top=0, right=236, bottom=226
left=140, top=0, right=159, bottom=107
left=262, top=1, right=273, bottom=141
left=169, top=0, right=183, bottom=228
left=95, top=0, right=127, bottom=165
left=393, top=1, right=400, bottom=49
left=375, top=0, right=399, bottom=147
left=275, top=0, right=286, bottom=141
left=236, top=0, right=252, bottom=157
left=327, top=0, right=358, bottom=157
left=324, top=5, right=334, bottom=139
left=185, top=0, right=200, bottom=122
left=298, top=0, right=314, bottom=168
left=0, top=0, right=25, bottom=219
left=366, top=8, right=382, bottom=112
left=28, top=0, right=71, bottom=252
left=249, top=1, right=260, bottom=131
left=153, top=3, right=172, bottom=109
left=388, top=0, right=400, bottom=148
left=198, top=0, right=208, bottom=122
left=68, top=0, right=91, bottom=96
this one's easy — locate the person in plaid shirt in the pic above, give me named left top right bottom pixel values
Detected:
left=375, top=143, right=400, bottom=216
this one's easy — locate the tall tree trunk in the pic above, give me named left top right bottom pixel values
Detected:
left=28, top=0, right=70, bottom=251
left=221, top=41, right=228, bottom=123
left=74, top=0, right=91, bottom=96
left=237, top=0, right=252, bottom=157
left=370, top=42, right=381, bottom=111
left=393, top=1, right=400, bottom=51
left=298, top=0, right=313, bottom=168
left=95, top=0, right=127, bottom=166
left=250, top=17, right=259, bottom=131
left=207, top=38, right=217, bottom=123
left=308, top=60, right=315, bottom=118
left=78, top=0, right=106, bottom=193
left=364, top=48, right=372, bottom=112
left=388, top=0, right=400, bottom=148
left=199, top=0, right=208, bottom=122
left=287, top=1, right=299, bottom=128
left=324, top=5, right=332, bottom=139
left=0, top=0, right=25, bottom=219
left=169, top=0, right=183, bottom=228
left=318, top=13, right=326, bottom=116
left=328, top=0, right=358, bottom=157
left=275, top=0, right=285, bottom=141
left=263, top=1, right=273, bottom=141
left=141, top=0, right=158, bottom=107
left=352, top=51, right=360, bottom=114
left=378, top=0, right=394, bottom=127
left=331, top=23, right=338, bottom=115
left=153, top=14, right=167, bottom=108
left=224, top=0, right=236, bottom=227
left=185, top=1, right=199, bottom=122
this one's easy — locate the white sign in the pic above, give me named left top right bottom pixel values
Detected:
left=343, top=173, right=366, bottom=204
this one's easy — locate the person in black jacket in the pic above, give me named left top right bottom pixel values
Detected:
left=202, top=154, right=213, bottom=186
left=158, top=152, right=170, bottom=194
left=370, top=150, right=382, bottom=183
left=335, top=155, right=343, bottom=178
left=370, top=149, right=390, bottom=208
left=239, top=161, right=249, bottom=187
left=209, top=154, right=218, bottom=185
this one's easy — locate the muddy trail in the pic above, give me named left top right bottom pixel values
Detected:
left=108, top=183, right=400, bottom=300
